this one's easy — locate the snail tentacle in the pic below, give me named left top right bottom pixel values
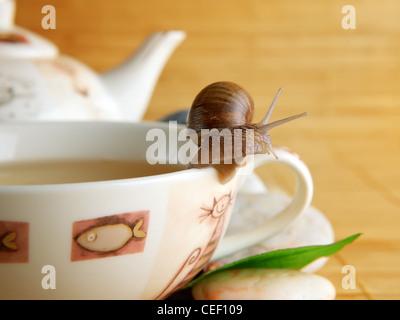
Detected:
left=258, top=87, right=283, bottom=126
left=259, top=112, right=308, bottom=132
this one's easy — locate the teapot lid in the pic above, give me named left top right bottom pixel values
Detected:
left=0, top=0, right=58, bottom=59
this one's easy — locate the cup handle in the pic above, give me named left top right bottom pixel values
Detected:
left=211, top=147, right=314, bottom=260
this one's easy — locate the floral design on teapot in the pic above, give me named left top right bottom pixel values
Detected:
left=0, top=32, right=28, bottom=44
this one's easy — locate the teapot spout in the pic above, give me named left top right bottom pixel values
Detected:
left=101, top=31, right=185, bottom=122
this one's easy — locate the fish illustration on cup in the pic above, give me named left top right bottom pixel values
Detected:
left=71, top=211, right=149, bottom=262
left=0, top=220, right=29, bottom=263
left=0, top=231, right=18, bottom=251
left=76, top=218, right=146, bottom=253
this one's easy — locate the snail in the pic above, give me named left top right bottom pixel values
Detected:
left=187, top=81, right=307, bottom=184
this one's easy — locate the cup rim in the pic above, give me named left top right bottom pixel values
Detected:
left=0, top=120, right=217, bottom=192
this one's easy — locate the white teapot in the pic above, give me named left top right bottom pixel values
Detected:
left=0, top=0, right=185, bottom=121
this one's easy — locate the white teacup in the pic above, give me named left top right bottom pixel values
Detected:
left=0, top=121, right=312, bottom=299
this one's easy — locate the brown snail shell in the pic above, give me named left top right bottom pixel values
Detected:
left=188, top=81, right=254, bottom=131
left=187, top=82, right=307, bottom=184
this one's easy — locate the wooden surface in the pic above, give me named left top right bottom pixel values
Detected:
left=15, top=0, right=400, bottom=300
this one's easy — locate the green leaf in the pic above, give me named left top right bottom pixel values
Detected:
left=184, top=233, right=361, bottom=289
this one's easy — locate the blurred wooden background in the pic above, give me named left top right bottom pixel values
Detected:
left=15, top=0, right=400, bottom=299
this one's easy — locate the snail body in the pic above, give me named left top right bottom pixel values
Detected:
left=187, top=81, right=307, bottom=183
